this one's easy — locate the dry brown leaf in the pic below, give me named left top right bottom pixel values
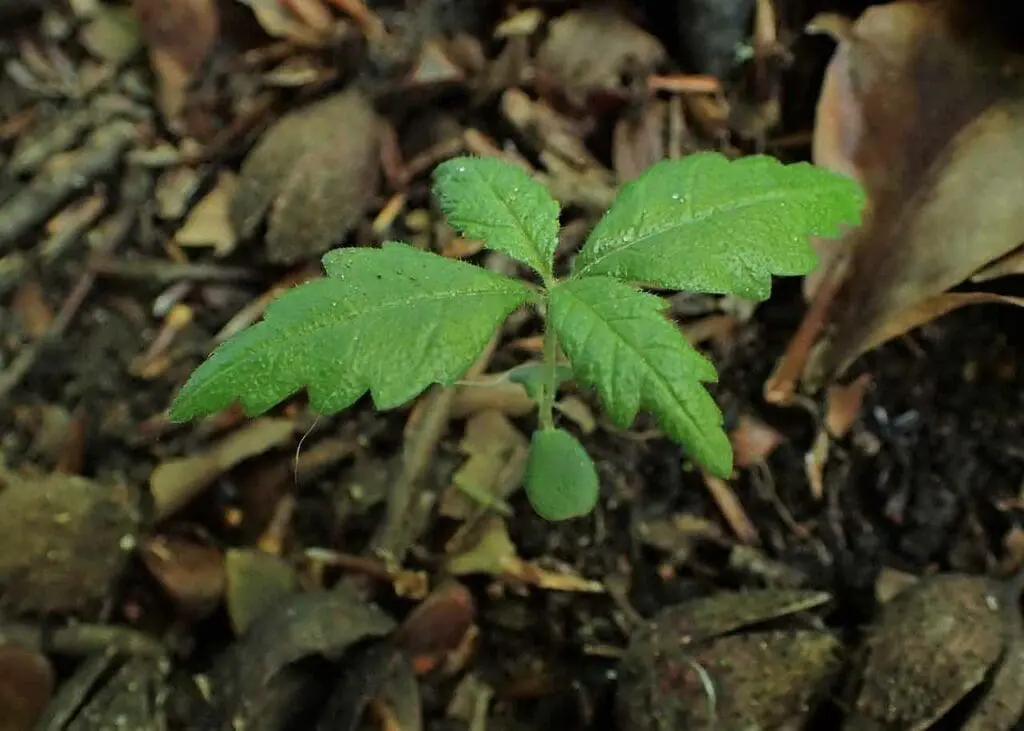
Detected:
left=133, top=0, right=218, bottom=124
left=12, top=275, right=53, bottom=338
left=174, top=170, right=238, bottom=256
left=392, top=580, right=476, bottom=676
left=442, top=410, right=527, bottom=519
left=555, top=395, right=596, bottom=435
left=150, top=417, right=296, bottom=518
left=797, top=1, right=1024, bottom=385
left=231, top=89, right=380, bottom=264
left=139, top=535, right=225, bottom=619
left=0, top=646, right=54, bottom=731
left=239, top=0, right=328, bottom=46
left=495, top=8, right=544, bottom=39
left=971, top=244, right=1024, bottom=283
left=730, top=414, right=783, bottom=468
left=856, top=292, right=1024, bottom=359
left=450, top=377, right=534, bottom=419
left=825, top=373, right=872, bottom=438
left=612, top=99, right=668, bottom=183
left=536, top=7, right=665, bottom=109
left=445, top=517, right=604, bottom=593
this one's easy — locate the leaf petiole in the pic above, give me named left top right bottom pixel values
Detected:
left=537, top=307, right=559, bottom=431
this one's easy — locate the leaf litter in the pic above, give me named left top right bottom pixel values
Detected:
left=5, top=0, right=1024, bottom=728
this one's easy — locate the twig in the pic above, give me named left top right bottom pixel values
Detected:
left=0, top=621, right=167, bottom=657
left=702, top=472, right=760, bottom=545
left=371, top=337, right=499, bottom=566
left=0, top=170, right=146, bottom=404
left=0, top=120, right=136, bottom=251
left=88, top=257, right=260, bottom=283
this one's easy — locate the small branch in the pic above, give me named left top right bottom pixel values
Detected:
left=0, top=168, right=146, bottom=404
left=88, top=257, right=260, bottom=283
left=0, top=120, right=136, bottom=251
left=371, top=336, right=499, bottom=566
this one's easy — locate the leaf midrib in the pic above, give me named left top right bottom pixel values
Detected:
left=472, top=167, right=551, bottom=272
left=189, top=283, right=527, bottom=394
left=557, top=283, right=707, bottom=437
left=575, top=181, right=828, bottom=278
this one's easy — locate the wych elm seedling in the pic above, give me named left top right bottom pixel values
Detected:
left=169, top=152, right=864, bottom=520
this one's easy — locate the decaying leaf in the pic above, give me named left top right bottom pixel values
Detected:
left=225, top=548, right=299, bottom=635
left=174, top=170, right=238, bottom=256
left=133, top=0, right=219, bottom=124
left=392, top=580, right=476, bottom=676
left=962, top=626, right=1024, bottom=731
left=0, top=646, right=54, bottom=731
left=37, top=653, right=170, bottom=731
left=618, top=589, right=840, bottom=731
left=230, top=89, right=380, bottom=264
left=315, top=642, right=422, bottom=731
left=139, top=535, right=225, bottom=619
left=846, top=573, right=1016, bottom=731
left=536, top=7, right=665, bottom=109
left=78, top=3, right=142, bottom=63
left=199, top=583, right=396, bottom=729
left=445, top=516, right=604, bottom=593
left=729, top=414, right=783, bottom=467
left=441, top=410, right=527, bottom=519
left=238, top=0, right=330, bottom=46
left=0, top=467, right=138, bottom=616
left=796, top=1, right=1024, bottom=386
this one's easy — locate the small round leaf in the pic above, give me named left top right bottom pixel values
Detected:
left=524, top=427, right=599, bottom=521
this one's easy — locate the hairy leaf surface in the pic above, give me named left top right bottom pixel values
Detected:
left=433, top=156, right=561, bottom=279
left=548, top=276, right=732, bottom=476
left=573, top=152, right=864, bottom=299
left=169, top=243, right=532, bottom=420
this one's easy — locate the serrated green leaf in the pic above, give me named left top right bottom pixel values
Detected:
left=169, top=242, right=532, bottom=421
left=572, top=152, right=865, bottom=300
left=433, top=156, right=561, bottom=280
left=548, top=276, right=732, bottom=477
left=524, top=427, right=599, bottom=521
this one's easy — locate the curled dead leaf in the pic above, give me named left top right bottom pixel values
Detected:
left=846, top=573, right=1018, bottom=730
left=231, top=89, right=380, bottom=264
left=794, top=1, right=1024, bottom=388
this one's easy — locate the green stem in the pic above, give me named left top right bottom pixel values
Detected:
left=537, top=314, right=559, bottom=431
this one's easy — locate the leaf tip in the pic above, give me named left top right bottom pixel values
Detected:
left=696, top=428, right=734, bottom=479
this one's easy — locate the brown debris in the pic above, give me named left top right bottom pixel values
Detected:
left=230, top=89, right=380, bottom=264
left=0, top=467, right=138, bottom=616
left=794, top=1, right=1024, bottom=387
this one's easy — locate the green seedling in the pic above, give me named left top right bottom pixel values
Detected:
left=168, top=152, right=864, bottom=520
